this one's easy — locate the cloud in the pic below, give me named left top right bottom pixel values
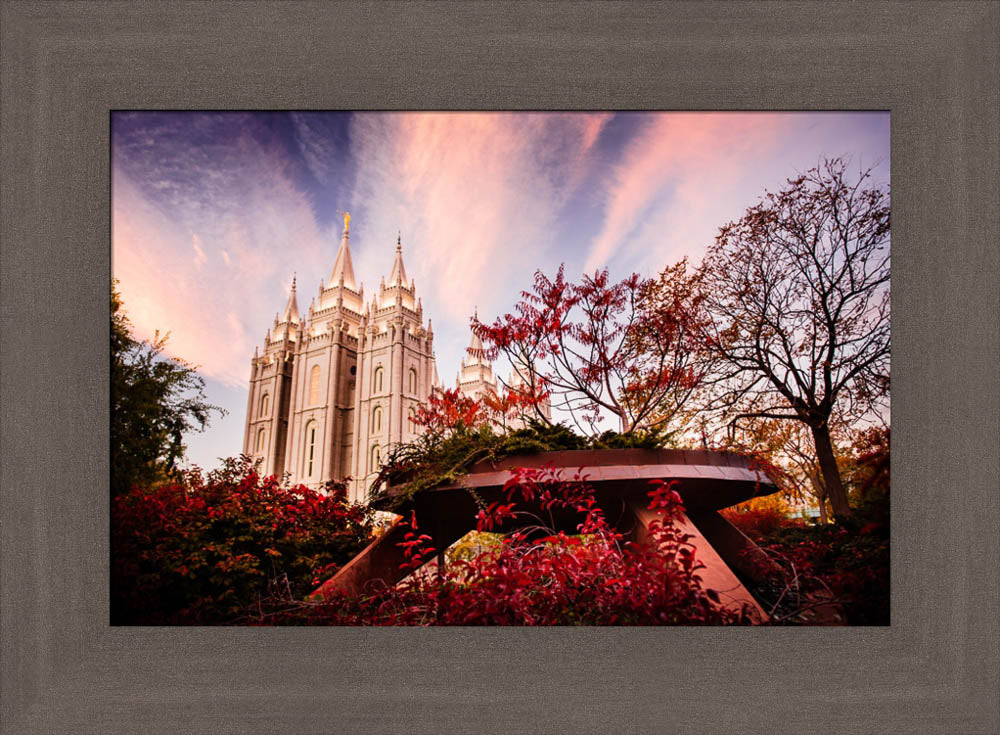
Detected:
left=342, top=112, right=612, bottom=379
left=111, top=111, right=889, bottom=471
left=582, top=113, right=793, bottom=275
left=289, top=112, right=339, bottom=184
left=111, top=113, right=330, bottom=387
left=191, top=233, right=206, bottom=268
left=111, top=112, right=882, bottom=391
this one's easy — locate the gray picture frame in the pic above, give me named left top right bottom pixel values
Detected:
left=2, top=1, right=998, bottom=733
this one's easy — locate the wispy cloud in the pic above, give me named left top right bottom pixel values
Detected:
left=289, top=112, right=340, bottom=185
left=582, top=113, right=791, bottom=275
left=344, top=112, right=612, bottom=378
left=191, top=233, right=206, bottom=268
left=112, top=113, right=330, bottom=387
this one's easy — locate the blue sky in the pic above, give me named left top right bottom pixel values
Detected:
left=111, top=111, right=889, bottom=470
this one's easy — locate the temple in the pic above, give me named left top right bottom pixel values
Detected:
left=242, top=214, right=545, bottom=502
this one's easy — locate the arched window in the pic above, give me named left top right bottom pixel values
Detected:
left=304, top=421, right=318, bottom=478
left=372, top=366, right=384, bottom=393
left=256, top=427, right=267, bottom=453
left=371, top=444, right=381, bottom=469
left=308, top=365, right=321, bottom=405
left=371, top=405, right=382, bottom=433
left=259, top=393, right=270, bottom=418
left=407, top=407, right=417, bottom=433
left=408, top=367, right=417, bottom=394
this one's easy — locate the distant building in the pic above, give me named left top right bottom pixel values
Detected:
left=242, top=214, right=546, bottom=502
left=455, top=310, right=496, bottom=402
left=454, top=310, right=551, bottom=432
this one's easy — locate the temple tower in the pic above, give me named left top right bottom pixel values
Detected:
left=283, top=215, right=365, bottom=491
left=350, top=234, right=436, bottom=501
left=244, top=215, right=439, bottom=502
left=242, top=277, right=299, bottom=477
left=457, top=309, right=498, bottom=402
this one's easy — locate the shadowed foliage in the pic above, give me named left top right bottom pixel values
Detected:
left=111, top=282, right=223, bottom=497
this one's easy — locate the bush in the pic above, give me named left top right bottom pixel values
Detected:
left=733, top=495, right=890, bottom=625
left=721, top=494, right=800, bottom=537
left=372, top=417, right=674, bottom=510
left=263, top=467, right=756, bottom=626
left=111, top=456, right=373, bottom=624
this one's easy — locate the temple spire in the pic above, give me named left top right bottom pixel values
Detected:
left=280, top=274, right=299, bottom=324
left=465, top=314, right=487, bottom=367
left=328, top=212, right=356, bottom=288
left=388, top=232, right=408, bottom=286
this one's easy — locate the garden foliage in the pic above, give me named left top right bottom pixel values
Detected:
left=268, top=466, right=754, bottom=626
left=111, top=456, right=372, bottom=624
left=371, top=401, right=672, bottom=510
left=111, top=282, right=222, bottom=498
left=720, top=494, right=800, bottom=538
left=726, top=494, right=890, bottom=625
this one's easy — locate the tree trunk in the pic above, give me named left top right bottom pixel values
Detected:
left=807, top=471, right=828, bottom=524
left=817, top=498, right=829, bottom=525
left=811, top=422, right=851, bottom=520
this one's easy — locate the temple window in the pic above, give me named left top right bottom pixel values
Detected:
left=304, top=421, right=318, bottom=477
left=308, top=365, right=321, bottom=404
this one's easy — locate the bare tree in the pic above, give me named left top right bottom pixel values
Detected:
left=726, top=417, right=838, bottom=524
left=699, top=158, right=890, bottom=519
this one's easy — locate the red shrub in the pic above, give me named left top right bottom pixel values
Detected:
left=267, top=467, right=755, bottom=626
left=412, top=387, right=488, bottom=433
left=748, top=517, right=890, bottom=625
left=111, top=456, right=372, bottom=624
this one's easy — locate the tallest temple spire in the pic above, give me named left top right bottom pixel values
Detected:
left=328, top=211, right=356, bottom=289
left=281, top=274, right=299, bottom=324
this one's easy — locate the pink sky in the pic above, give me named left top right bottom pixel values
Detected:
left=112, top=111, right=889, bottom=469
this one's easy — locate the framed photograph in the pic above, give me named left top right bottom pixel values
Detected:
left=2, top=1, right=997, bottom=732
left=109, top=108, right=891, bottom=629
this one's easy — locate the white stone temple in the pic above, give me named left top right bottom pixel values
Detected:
left=242, top=214, right=543, bottom=502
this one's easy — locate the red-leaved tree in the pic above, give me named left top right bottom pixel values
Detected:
left=411, top=386, right=489, bottom=435
left=472, top=263, right=705, bottom=435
